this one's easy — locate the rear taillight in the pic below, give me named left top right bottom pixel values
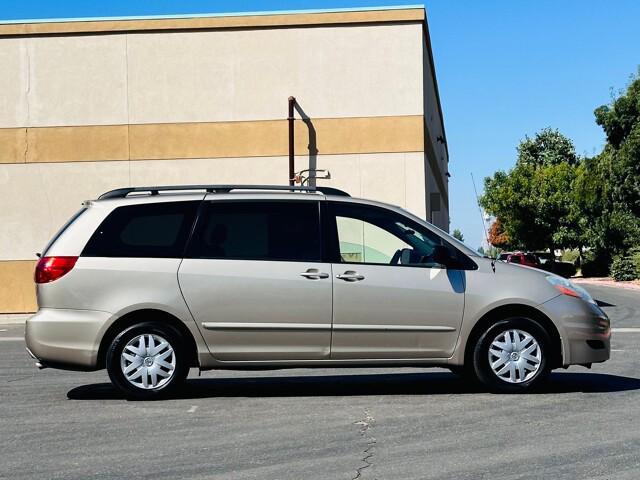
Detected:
left=35, top=256, right=78, bottom=284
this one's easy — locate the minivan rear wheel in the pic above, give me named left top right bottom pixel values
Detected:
left=472, top=317, right=551, bottom=393
left=106, top=322, right=189, bottom=399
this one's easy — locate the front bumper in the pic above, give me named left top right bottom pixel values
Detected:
left=539, top=295, right=611, bottom=366
left=25, top=308, right=111, bottom=370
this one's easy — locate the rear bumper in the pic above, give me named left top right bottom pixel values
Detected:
left=25, top=308, right=111, bottom=370
left=539, top=295, right=611, bottom=366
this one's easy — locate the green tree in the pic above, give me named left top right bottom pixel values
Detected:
left=589, top=73, right=640, bottom=253
left=480, top=71, right=640, bottom=270
left=480, top=129, right=582, bottom=257
left=484, top=245, right=502, bottom=259
left=517, top=127, right=579, bottom=167
left=573, top=153, right=618, bottom=256
left=452, top=228, right=464, bottom=242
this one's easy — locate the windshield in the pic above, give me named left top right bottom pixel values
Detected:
left=381, top=204, right=481, bottom=258
left=426, top=223, right=481, bottom=257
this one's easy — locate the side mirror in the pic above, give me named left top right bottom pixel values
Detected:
left=432, top=245, right=454, bottom=267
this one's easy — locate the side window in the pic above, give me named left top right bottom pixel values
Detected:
left=336, top=216, right=412, bottom=264
left=187, top=201, right=321, bottom=262
left=510, top=255, right=522, bottom=264
left=331, top=202, right=444, bottom=268
left=82, top=201, right=199, bottom=258
left=42, top=207, right=87, bottom=256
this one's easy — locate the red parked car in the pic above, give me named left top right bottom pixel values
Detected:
left=506, top=252, right=542, bottom=268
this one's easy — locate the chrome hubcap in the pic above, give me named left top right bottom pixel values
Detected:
left=120, top=334, right=176, bottom=390
left=488, top=329, right=542, bottom=384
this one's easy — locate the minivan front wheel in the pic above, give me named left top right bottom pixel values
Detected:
left=472, top=317, right=551, bottom=393
left=106, top=322, right=189, bottom=399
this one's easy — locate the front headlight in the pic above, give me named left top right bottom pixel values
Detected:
left=545, top=275, right=596, bottom=305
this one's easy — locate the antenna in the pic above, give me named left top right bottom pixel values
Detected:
left=471, top=173, right=490, bottom=247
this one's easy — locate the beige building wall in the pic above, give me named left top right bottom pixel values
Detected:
left=0, top=8, right=449, bottom=313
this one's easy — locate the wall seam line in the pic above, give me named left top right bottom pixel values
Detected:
left=125, top=32, right=132, bottom=186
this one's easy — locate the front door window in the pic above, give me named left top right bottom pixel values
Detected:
left=332, top=202, right=445, bottom=268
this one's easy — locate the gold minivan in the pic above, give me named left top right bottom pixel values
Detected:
left=26, top=185, right=610, bottom=398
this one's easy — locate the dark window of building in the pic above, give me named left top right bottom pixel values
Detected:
left=82, top=201, right=199, bottom=258
left=187, top=201, right=321, bottom=262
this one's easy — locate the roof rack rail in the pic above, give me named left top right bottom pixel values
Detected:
left=98, top=184, right=350, bottom=200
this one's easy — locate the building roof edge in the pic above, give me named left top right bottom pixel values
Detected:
left=0, top=5, right=425, bottom=36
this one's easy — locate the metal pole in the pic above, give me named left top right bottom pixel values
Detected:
left=288, top=96, right=296, bottom=186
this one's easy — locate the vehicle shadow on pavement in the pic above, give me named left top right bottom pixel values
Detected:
left=66, top=371, right=640, bottom=400
left=596, top=299, right=615, bottom=307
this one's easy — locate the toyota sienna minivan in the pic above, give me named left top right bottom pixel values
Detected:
left=26, top=185, right=610, bottom=398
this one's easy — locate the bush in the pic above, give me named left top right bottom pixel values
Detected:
left=551, top=261, right=577, bottom=278
left=630, top=247, right=640, bottom=274
left=561, top=249, right=580, bottom=264
left=610, top=256, right=638, bottom=281
left=581, top=253, right=610, bottom=277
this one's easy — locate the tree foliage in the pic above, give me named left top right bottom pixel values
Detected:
left=480, top=72, right=640, bottom=270
left=517, top=128, right=579, bottom=167
left=480, top=128, right=580, bottom=252
left=452, top=228, right=464, bottom=242
left=574, top=74, right=640, bottom=257
left=487, top=218, right=510, bottom=249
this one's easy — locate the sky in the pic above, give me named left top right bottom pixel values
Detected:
left=1, top=0, right=639, bottom=249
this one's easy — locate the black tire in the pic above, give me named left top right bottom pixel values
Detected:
left=472, top=317, right=551, bottom=393
left=106, top=321, right=189, bottom=400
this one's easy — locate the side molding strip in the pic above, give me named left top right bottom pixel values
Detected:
left=202, top=322, right=456, bottom=332
left=202, top=322, right=329, bottom=331
left=333, top=324, right=456, bottom=332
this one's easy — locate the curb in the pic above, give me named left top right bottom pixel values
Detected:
left=572, top=278, right=640, bottom=291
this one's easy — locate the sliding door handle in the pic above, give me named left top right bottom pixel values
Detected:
left=300, top=269, right=329, bottom=280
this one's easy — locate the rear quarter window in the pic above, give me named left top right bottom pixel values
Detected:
left=82, top=201, right=199, bottom=258
left=42, top=207, right=87, bottom=256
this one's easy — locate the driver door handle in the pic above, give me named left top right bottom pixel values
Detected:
left=336, top=271, right=365, bottom=282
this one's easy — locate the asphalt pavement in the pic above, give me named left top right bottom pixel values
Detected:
left=1, top=284, right=639, bottom=479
